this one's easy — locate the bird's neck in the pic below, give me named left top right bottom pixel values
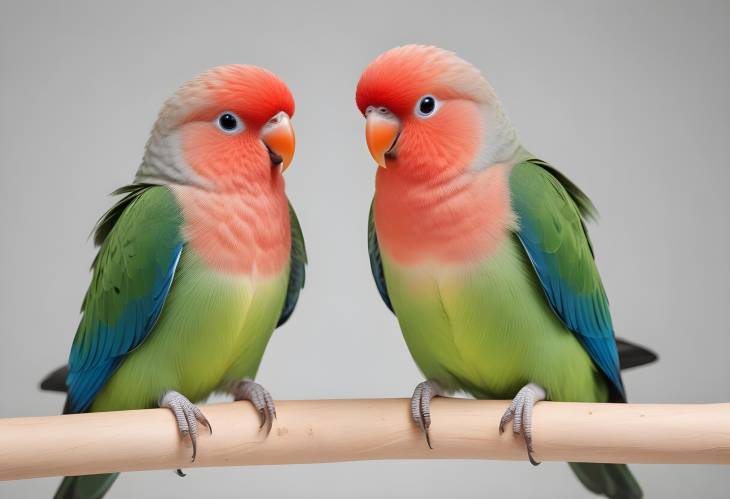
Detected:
left=374, top=163, right=516, bottom=267
left=474, top=103, right=520, bottom=169
left=172, top=179, right=291, bottom=277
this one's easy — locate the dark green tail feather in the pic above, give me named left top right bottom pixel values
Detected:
left=54, top=473, right=119, bottom=499
left=569, top=463, right=642, bottom=499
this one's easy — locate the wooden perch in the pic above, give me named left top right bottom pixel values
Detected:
left=1, top=399, right=729, bottom=481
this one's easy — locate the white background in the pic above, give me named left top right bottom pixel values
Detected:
left=1, top=1, right=728, bottom=497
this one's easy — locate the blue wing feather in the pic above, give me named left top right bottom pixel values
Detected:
left=65, top=242, right=182, bottom=413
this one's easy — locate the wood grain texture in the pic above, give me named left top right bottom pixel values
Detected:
left=1, top=399, right=729, bottom=480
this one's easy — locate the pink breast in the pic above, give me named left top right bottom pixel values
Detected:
left=374, top=164, right=515, bottom=265
left=173, top=183, right=291, bottom=277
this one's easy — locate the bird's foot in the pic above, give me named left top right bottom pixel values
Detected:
left=411, top=380, right=442, bottom=449
left=499, top=383, right=546, bottom=466
left=159, top=390, right=212, bottom=463
left=231, top=380, right=276, bottom=435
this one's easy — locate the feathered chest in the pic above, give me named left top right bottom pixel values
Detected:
left=374, top=164, right=516, bottom=266
left=173, top=184, right=291, bottom=277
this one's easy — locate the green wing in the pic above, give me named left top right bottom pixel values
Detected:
left=509, top=160, right=624, bottom=400
left=65, top=185, right=184, bottom=413
left=276, top=201, right=307, bottom=327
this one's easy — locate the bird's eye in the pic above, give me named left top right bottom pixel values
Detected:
left=216, top=112, right=244, bottom=134
left=415, top=96, right=438, bottom=118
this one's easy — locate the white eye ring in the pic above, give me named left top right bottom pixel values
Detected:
left=415, top=95, right=439, bottom=118
left=215, top=111, right=245, bottom=134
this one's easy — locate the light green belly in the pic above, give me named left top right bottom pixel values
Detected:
left=383, top=237, right=608, bottom=403
left=91, top=249, right=288, bottom=411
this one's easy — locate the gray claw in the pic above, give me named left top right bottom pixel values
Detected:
left=410, top=380, right=441, bottom=449
left=499, top=383, right=546, bottom=466
left=159, top=390, right=212, bottom=463
left=232, top=380, right=276, bottom=435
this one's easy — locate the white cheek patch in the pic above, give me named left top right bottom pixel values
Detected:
left=471, top=103, right=519, bottom=171
left=136, top=128, right=211, bottom=188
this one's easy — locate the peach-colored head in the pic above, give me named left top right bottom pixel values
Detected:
left=136, top=64, right=296, bottom=191
left=356, top=45, right=518, bottom=179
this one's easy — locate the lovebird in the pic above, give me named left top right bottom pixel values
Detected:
left=356, top=45, right=656, bottom=499
left=40, top=64, right=306, bottom=499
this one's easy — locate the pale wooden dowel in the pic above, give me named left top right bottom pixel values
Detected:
left=1, top=399, right=729, bottom=481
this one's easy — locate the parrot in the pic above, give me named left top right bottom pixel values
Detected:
left=39, top=64, right=307, bottom=499
left=356, top=45, right=656, bottom=499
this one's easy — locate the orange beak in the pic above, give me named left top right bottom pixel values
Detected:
left=365, top=110, right=400, bottom=168
left=261, top=112, right=295, bottom=171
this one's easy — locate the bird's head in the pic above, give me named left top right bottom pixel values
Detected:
left=137, top=64, right=295, bottom=189
left=356, top=45, right=517, bottom=178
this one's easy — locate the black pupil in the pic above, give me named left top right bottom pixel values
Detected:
left=219, top=113, right=238, bottom=131
left=419, top=97, right=435, bottom=115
